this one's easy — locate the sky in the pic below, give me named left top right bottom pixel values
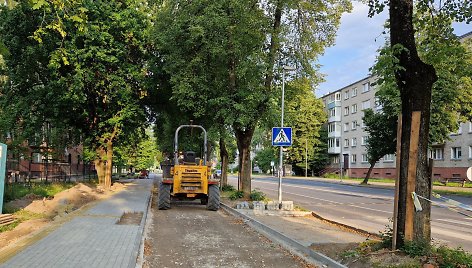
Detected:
left=315, top=2, right=472, bottom=97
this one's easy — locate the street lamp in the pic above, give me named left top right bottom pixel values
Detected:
left=278, top=65, right=296, bottom=208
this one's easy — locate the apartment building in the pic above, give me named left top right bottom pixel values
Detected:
left=321, top=32, right=472, bottom=180
left=322, top=76, right=472, bottom=180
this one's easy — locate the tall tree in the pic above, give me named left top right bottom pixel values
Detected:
left=361, top=108, right=397, bottom=184
left=284, top=78, right=326, bottom=175
left=368, top=0, right=471, bottom=248
left=153, top=0, right=350, bottom=197
left=1, top=0, right=152, bottom=188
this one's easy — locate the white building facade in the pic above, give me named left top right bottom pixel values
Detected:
left=321, top=31, right=472, bottom=180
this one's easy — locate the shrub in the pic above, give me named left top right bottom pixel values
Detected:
left=229, top=191, right=244, bottom=200
left=221, top=185, right=235, bottom=192
left=402, top=239, right=431, bottom=257
left=250, top=189, right=266, bottom=201
left=435, top=245, right=472, bottom=267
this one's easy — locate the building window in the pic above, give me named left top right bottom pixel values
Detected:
left=332, top=155, right=340, bottom=164
left=430, top=148, right=444, bottom=160
left=329, top=108, right=336, bottom=117
left=344, top=107, right=350, bottom=116
left=383, top=154, right=395, bottom=162
left=328, top=123, right=336, bottom=133
left=344, top=123, right=349, bottom=132
left=335, top=92, right=341, bottom=101
left=344, top=139, right=349, bottom=148
left=361, top=120, right=367, bottom=128
left=351, top=104, right=358, bottom=114
left=335, top=138, right=340, bottom=148
left=351, top=138, right=357, bottom=147
left=351, top=154, right=357, bottom=163
left=362, top=82, right=370, bottom=93
left=352, top=87, right=357, bottom=97
left=469, top=122, right=472, bottom=133
left=344, top=90, right=349, bottom=100
left=352, top=121, right=357, bottom=130
left=362, top=100, right=371, bottom=110
left=451, top=147, right=462, bottom=160
left=469, top=146, right=472, bottom=159
left=362, top=136, right=368, bottom=145
left=362, top=154, right=368, bottom=163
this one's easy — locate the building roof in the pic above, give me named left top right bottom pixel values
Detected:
left=459, top=31, right=472, bottom=41
left=320, top=76, right=373, bottom=99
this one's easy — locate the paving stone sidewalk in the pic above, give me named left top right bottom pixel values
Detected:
left=0, top=179, right=153, bottom=268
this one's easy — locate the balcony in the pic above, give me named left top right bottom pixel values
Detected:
left=327, top=100, right=341, bottom=109
left=328, top=131, right=341, bottom=138
left=328, top=147, right=341, bottom=154
left=328, top=116, right=341, bottom=123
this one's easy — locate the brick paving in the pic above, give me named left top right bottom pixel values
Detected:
left=0, top=179, right=152, bottom=268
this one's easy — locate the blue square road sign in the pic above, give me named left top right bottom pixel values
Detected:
left=272, top=127, right=292, bottom=146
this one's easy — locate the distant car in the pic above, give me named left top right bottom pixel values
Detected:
left=138, top=170, right=149, bottom=179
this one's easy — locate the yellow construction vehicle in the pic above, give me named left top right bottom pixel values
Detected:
left=158, top=125, right=220, bottom=211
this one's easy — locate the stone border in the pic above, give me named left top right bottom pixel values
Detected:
left=129, top=180, right=153, bottom=268
left=220, top=203, right=347, bottom=268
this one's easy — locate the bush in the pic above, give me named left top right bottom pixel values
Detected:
left=229, top=190, right=244, bottom=200
left=402, top=239, right=431, bottom=257
left=435, top=245, right=472, bottom=267
left=221, top=185, right=235, bottom=192
left=250, top=189, right=266, bottom=201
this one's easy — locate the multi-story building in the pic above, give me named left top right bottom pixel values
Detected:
left=321, top=31, right=471, bottom=180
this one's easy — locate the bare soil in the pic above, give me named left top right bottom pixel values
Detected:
left=0, top=182, right=126, bottom=250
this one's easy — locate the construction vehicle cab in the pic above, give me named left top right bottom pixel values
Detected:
left=158, top=125, right=220, bottom=211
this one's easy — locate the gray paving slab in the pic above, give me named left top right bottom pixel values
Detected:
left=0, top=179, right=152, bottom=268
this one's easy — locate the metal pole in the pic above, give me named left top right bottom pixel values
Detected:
left=305, top=139, right=308, bottom=177
left=278, top=69, right=285, bottom=208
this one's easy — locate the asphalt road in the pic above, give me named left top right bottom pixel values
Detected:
left=144, top=179, right=312, bottom=268
left=229, top=176, right=472, bottom=251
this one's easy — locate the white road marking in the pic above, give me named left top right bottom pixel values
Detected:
left=436, top=218, right=472, bottom=227
left=253, top=179, right=393, bottom=201
left=348, top=204, right=392, bottom=214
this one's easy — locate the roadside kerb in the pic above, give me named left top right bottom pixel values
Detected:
left=220, top=203, right=347, bottom=268
left=132, top=182, right=153, bottom=268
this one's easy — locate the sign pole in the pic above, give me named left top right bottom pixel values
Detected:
left=0, top=143, right=7, bottom=214
left=278, top=69, right=286, bottom=209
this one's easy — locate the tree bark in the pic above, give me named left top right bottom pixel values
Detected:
left=219, top=137, right=229, bottom=187
left=390, top=0, right=437, bottom=248
left=105, top=140, right=113, bottom=189
left=361, top=161, right=376, bottom=185
left=234, top=126, right=255, bottom=199
left=94, top=147, right=106, bottom=186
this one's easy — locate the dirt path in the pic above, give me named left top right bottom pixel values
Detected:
left=144, top=200, right=314, bottom=268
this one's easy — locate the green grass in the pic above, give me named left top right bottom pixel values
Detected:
left=0, top=210, right=48, bottom=234
left=0, top=221, right=20, bottom=233
left=3, top=182, right=76, bottom=203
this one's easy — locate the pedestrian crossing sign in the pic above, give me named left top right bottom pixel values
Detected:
left=272, top=127, right=292, bottom=146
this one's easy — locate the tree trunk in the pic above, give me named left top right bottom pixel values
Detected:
left=94, top=147, right=106, bottom=186
left=105, top=140, right=113, bottom=189
left=361, top=161, right=376, bottom=185
left=234, top=126, right=255, bottom=199
left=219, top=137, right=229, bottom=187
left=390, top=0, right=437, bottom=248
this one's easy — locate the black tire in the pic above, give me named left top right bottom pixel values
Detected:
left=207, top=184, right=220, bottom=211
left=158, top=182, right=171, bottom=210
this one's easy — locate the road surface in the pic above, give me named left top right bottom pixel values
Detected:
left=144, top=179, right=313, bottom=268
left=229, top=176, right=472, bottom=251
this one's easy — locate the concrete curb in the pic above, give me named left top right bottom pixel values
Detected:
left=220, top=203, right=347, bottom=268
left=310, top=212, right=381, bottom=240
left=129, top=180, right=153, bottom=268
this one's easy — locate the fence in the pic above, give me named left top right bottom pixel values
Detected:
left=6, top=159, right=96, bottom=184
